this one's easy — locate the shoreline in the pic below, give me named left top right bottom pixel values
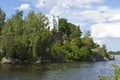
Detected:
left=0, top=55, right=115, bottom=64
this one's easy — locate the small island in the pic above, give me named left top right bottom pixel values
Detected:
left=0, top=8, right=114, bottom=64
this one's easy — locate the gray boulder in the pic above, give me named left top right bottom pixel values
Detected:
left=1, top=57, right=12, bottom=64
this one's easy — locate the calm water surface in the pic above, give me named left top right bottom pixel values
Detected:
left=0, top=55, right=119, bottom=80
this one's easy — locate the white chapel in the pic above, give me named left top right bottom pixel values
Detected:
left=45, top=15, right=59, bottom=31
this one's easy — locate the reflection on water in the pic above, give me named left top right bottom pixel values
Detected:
left=0, top=55, right=119, bottom=80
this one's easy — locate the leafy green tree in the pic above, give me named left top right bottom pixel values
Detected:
left=59, top=18, right=82, bottom=40
left=70, top=45, right=80, bottom=60
left=58, top=18, right=93, bottom=61
left=68, top=23, right=81, bottom=39
left=23, top=11, right=50, bottom=61
left=0, top=8, right=6, bottom=26
left=81, top=30, right=95, bottom=49
left=35, top=29, right=51, bottom=61
left=59, top=18, right=69, bottom=35
left=70, top=37, right=82, bottom=48
left=84, top=30, right=91, bottom=37
left=1, top=10, right=51, bottom=61
left=61, top=42, right=74, bottom=60
left=51, top=41, right=66, bottom=61
left=1, top=11, right=23, bottom=58
left=0, top=8, right=6, bottom=35
left=102, top=44, right=107, bottom=52
left=97, top=65, right=120, bottom=80
left=63, top=44, right=92, bottom=61
left=79, top=46, right=92, bottom=60
left=81, top=37, right=94, bottom=49
left=99, top=44, right=109, bottom=58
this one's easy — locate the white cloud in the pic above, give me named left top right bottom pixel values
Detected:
left=94, top=39, right=106, bottom=46
left=49, top=0, right=104, bottom=15
left=109, top=13, right=120, bottom=22
left=80, top=7, right=120, bottom=23
left=72, top=0, right=104, bottom=5
left=32, top=0, right=57, bottom=10
left=95, top=39, right=103, bottom=45
left=97, top=6, right=110, bottom=12
left=91, top=22, right=120, bottom=39
left=49, top=0, right=71, bottom=16
left=29, top=0, right=104, bottom=9
left=17, top=4, right=30, bottom=10
left=81, top=10, right=106, bottom=23
left=50, top=6, right=63, bottom=16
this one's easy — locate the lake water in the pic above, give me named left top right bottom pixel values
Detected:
left=0, top=55, right=119, bottom=80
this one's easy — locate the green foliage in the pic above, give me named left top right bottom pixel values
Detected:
left=81, top=37, right=94, bottom=49
left=84, top=30, right=91, bottom=37
left=58, top=20, right=92, bottom=61
left=59, top=18, right=82, bottom=39
left=98, top=76, right=109, bottom=80
left=51, top=41, right=66, bottom=61
left=0, top=8, right=109, bottom=62
left=98, top=64, right=120, bottom=80
left=79, top=46, right=92, bottom=60
left=51, top=29, right=57, bottom=34
left=112, top=65, right=120, bottom=80
left=59, top=18, right=69, bottom=35
left=61, top=42, right=92, bottom=61
left=1, top=11, right=23, bottom=58
left=70, top=37, right=82, bottom=47
left=62, top=42, right=72, bottom=60
left=0, top=51, right=4, bottom=60
left=99, top=44, right=109, bottom=58
left=109, top=51, right=120, bottom=55
left=0, top=8, right=6, bottom=34
left=23, top=11, right=51, bottom=61
left=0, top=10, right=51, bottom=61
left=68, top=23, right=81, bottom=39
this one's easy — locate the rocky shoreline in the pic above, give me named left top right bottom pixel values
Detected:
left=1, top=55, right=115, bottom=64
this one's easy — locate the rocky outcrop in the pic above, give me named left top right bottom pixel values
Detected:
left=89, top=52, right=115, bottom=61
left=90, top=52, right=105, bottom=61
left=1, top=57, right=13, bottom=64
left=108, top=55, right=115, bottom=60
left=90, top=48, right=115, bottom=61
left=1, top=57, right=51, bottom=64
left=51, top=31, right=63, bottom=43
left=1, top=57, right=27, bottom=64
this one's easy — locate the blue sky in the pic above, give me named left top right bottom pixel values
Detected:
left=0, top=0, right=120, bottom=51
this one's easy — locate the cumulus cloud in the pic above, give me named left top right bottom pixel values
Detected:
left=49, top=0, right=104, bottom=15
left=31, top=0, right=57, bottom=10
left=94, top=39, right=103, bottom=44
left=16, top=4, right=30, bottom=10
left=81, top=10, right=106, bottom=23
left=28, top=0, right=104, bottom=9
left=109, top=13, right=120, bottom=22
left=49, top=0, right=71, bottom=16
left=91, top=22, right=120, bottom=39
left=50, top=6, right=63, bottom=16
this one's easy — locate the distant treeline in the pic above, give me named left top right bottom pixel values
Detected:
left=109, top=51, right=120, bottom=55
